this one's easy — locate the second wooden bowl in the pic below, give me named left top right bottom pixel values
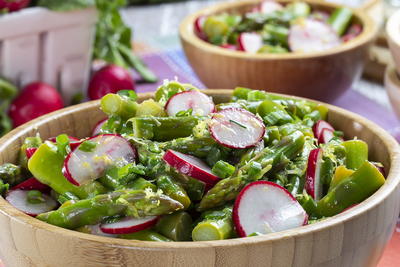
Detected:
left=179, top=0, right=377, bottom=101
left=0, top=90, right=399, bottom=267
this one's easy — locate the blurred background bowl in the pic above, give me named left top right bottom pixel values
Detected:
left=387, top=8, right=400, bottom=75
left=385, top=65, right=400, bottom=119
left=180, top=0, right=378, bottom=101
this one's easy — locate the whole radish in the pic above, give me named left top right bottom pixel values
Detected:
left=0, top=0, right=30, bottom=12
left=88, top=64, right=135, bottom=100
left=8, top=82, right=64, bottom=127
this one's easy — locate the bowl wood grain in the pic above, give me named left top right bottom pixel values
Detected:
left=179, top=0, right=378, bottom=101
left=0, top=90, right=399, bottom=267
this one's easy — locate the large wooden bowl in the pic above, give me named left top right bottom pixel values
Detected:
left=179, top=0, right=378, bottom=101
left=0, top=91, right=399, bottom=267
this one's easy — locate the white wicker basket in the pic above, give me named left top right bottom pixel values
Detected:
left=0, top=7, right=97, bottom=103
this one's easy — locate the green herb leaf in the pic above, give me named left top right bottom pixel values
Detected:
left=56, top=134, right=71, bottom=157
left=79, top=140, right=97, bottom=152
left=117, top=90, right=137, bottom=101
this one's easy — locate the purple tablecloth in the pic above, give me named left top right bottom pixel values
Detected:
left=135, top=49, right=400, bottom=141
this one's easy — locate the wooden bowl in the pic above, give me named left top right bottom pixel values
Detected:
left=179, top=0, right=378, bottom=101
left=387, top=9, right=400, bottom=76
left=0, top=91, right=399, bottom=267
left=385, top=65, right=400, bottom=119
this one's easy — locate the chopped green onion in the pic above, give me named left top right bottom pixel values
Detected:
left=27, top=190, right=45, bottom=204
left=229, top=119, right=247, bottom=129
left=212, top=160, right=235, bottom=179
left=79, top=140, right=97, bottom=153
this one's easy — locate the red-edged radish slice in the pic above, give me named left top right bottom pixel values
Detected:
left=259, top=0, right=283, bottom=14
left=100, top=216, right=158, bottom=235
left=305, top=148, right=324, bottom=200
left=92, top=118, right=107, bottom=136
left=318, top=128, right=335, bottom=144
left=163, top=149, right=220, bottom=185
left=342, top=24, right=362, bottom=42
left=238, top=32, right=263, bottom=53
left=312, top=120, right=334, bottom=140
left=63, top=134, right=136, bottom=186
left=289, top=19, right=341, bottom=53
left=209, top=108, right=265, bottom=149
left=6, top=189, right=57, bottom=216
left=165, top=90, right=215, bottom=116
left=25, top=147, right=38, bottom=159
left=12, top=177, right=50, bottom=193
left=84, top=224, right=116, bottom=237
left=195, top=15, right=207, bottom=39
left=233, top=181, right=307, bottom=237
left=220, top=44, right=237, bottom=50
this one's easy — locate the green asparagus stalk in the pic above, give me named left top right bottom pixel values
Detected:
left=128, top=177, right=157, bottom=191
left=119, top=229, right=172, bottom=242
left=181, top=177, right=206, bottom=201
left=155, top=211, right=193, bottom=241
left=101, top=93, right=138, bottom=119
left=156, top=175, right=191, bottom=209
left=211, top=160, right=235, bottom=179
left=0, top=179, right=9, bottom=195
left=198, top=131, right=305, bottom=211
left=192, top=206, right=233, bottom=241
left=158, top=136, right=216, bottom=159
left=328, top=7, right=353, bottom=36
left=128, top=116, right=202, bottom=141
left=0, top=163, right=26, bottom=186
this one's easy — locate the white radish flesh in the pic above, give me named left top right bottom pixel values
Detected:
left=318, top=128, right=335, bottom=144
left=100, top=216, right=158, bottom=235
left=312, top=120, right=334, bottom=140
left=305, top=148, right=324, bottom=200
left=238, top=32, right=263, bottom=53
left=63, top=134, right=136, bottom=186
left=165, top=91, right=215, bottom=116
left=259, top=1, right=283, bottom=14
left=163, top=149, right=220, bottom=185
left=209, top=108, right=265, bottom=149
left=6, top=189, right=57, bottom=216
left=233, top=181, right=307, bottom=237
left=289, top=19, right=341, bottom=53
left=195, top=16, right=207, bottom=37
left=92, top=119, right=107, bottom=136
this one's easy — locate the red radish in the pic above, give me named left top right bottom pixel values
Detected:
left=342, top=24, right=362, bottom=42
left=25, top=147, right=37, bottom=159
left=165, top=91, right=215, bottom=116
left=233, top=181, right=307, bottom=237
left=259, top=1, right=283, bottom=14
left=100, top=216, right=158, bottom=235
left=318, top=128, right=335, bottom=144
left=84, top=224, right=116, bottom=237
left=9, top=82, right=64, bottom=127
left=288, top=19, right=341, bottom=53
left=48, top=136, right=82, bottom=150
left=0, top=0, right=30, bottom=12
left=163, top=150, right=220, bottom=185
left=305, top=148, right=324, bottom=200
left=63, top=134, right=136, bottom=186
left=6, top=189, right=57, bottom=216
left=209, top=108, right=265, bottom=149
left=238, top=32, right=263, bottom=53
left=92, top=119, right=107, bottom=136
left=12, top=177, right=49, bottom=193
left=312, top=120, right=334, bottom=140
left=88, top=64, right=135, bottom=100
left=194, top=16, right=207, bottom=39
left=341, top=203, right=358, bottom=213
left=220, top=44, right=237, bottom=50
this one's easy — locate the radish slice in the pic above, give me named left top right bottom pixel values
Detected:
left=318, top=128, right=335, bottom=144
left=312, top=120, right=334, bottom=140
left=165, top=91, right=215, bottom=116
left=12, top=177, right=50, bottom=193
left=25, top=147, right=38, bottom=159
left=209, top=108, right=265, bottom=149
left=305, top=148, right=324, bottom=200
left=238, top=32, right=263, bottom=53
left=100, top=216, right=158, bottom=235
left=220, top=44, right=237, bottom=50
left=63, top=134, right=136, bottom=186
left=289, top=19, right=341, bottom=53
left=259, top=1, right=283, bottom=14
left=342, top=24, right=362, bottom=42
left=85, top=224, right=116, bottom=237
left=92, top=119, right=107, bottom=136
left=6, top=189, right=57, bottom=216
left=195, top=16, right=207, bottom=39
left=233, top=181, right=307, bottom=237
left=163, top=149, right=220, bottom=185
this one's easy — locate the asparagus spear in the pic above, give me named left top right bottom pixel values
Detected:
left=155, top=211, right=193, bottom=241
left=158, top=136, right=216, bottom=159
left=119, top=229, right=172, bottom=242
left=101, top=93, right=138, bottom=119
left=192, top=206, right=233, bottom=241
left=198, top=131, right=305, bottom=211
left=0, top=163, right=25, bottom=186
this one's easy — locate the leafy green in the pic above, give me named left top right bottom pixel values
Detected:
left=37, top=0, right=95, bottom=11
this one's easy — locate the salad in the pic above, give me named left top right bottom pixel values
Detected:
left=195, top=1, right=362, bottom=53
left=0, top=81, right=385, bottom=242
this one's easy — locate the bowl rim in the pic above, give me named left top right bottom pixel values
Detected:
left=0, top=90, right=399, bottom=249
left=179, top=0, right=377, bottom=60
left=387, top=9, right=400, bottom=48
